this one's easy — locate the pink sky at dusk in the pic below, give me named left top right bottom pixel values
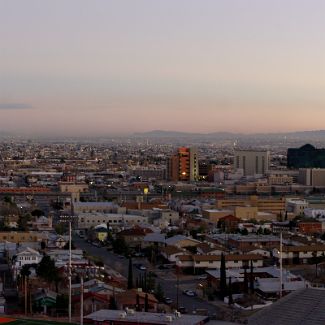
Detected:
left=1, top=0, right=325, bottom=136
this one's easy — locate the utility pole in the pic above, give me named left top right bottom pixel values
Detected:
left=69, top=264, right=104, bottom=325
left=24, top=276, right=27, bottom=316
left=69, top=221, right=72, bottom=322
left=80, top=275, right=84, bottom=325
left=280, top=232, right=283, bottom=298
left=176, top=266, right=179, bottom=311
left=59, top=215, right=77, bottom=323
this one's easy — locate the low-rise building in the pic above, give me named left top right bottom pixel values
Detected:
left=273, top=244, right=325, bottom=265
left=84, top=310, right=208, bottom=325
left=298, top=220, right=322, bottom=234
left=77, top=213, right=148, bottom=230
left=165, top=235, right=201, bottom=249
left=176, top=254, right=263, bottom=270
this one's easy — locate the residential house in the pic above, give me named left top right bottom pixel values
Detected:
left=160, top=246, right=187, bottom=263
left=73, top=292, right=109, bottom=316
left=14, top=247, right=42, bottom=277
left=117, top=226, right=153, bottom=249
left=165, top=235, right=201, bottom=249
left=115, top=289, right=158, bottom=312
left=196, top=242, right=226, bottom=256
left=217, top=215, right=240, bottom=232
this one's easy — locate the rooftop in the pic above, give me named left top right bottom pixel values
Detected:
left=249, top=288, right=325, bottom=325
left=84, top=310, right=207, bottom=325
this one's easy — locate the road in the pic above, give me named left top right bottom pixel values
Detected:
left=73, top=236, right=221, bottom=315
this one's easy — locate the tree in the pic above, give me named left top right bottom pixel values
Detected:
left=41, top=241, right=46, bottom=250
left=112, top=238, right=129, bottom=256
left=310, top=252, right=325, bottom=278
left=228, top=277, right=233, bottom=305
left=243, top=267, right=248, bottom=294
left=63, top=241, right=76, bottom=250
left=136, top=294, right=140, bottom=311
left=144, top=294, right=149, bottom=312
left=55, top=223, right=66, bottom=235
left=154, top=283, right=164, bottom=302
left=146, top=272, right=156, bottom=292
left=18, top=213, right=32, bottom=231
left=127, top=257, right=134, bottom=289
left=37, top=255, right=61, bottom=289
left=256, top=227, right=263, bottom=235
left=56, top=294, right=68, bottom=315
left=263, top=228, right=271, bottom=235
left=20, top=264, right=32, bottom=278
left=285, top=211, right=288, bottom=221
left=31, top=209, right=44, bottom=217
left=249, top=260, right=254, bottom=293
left=109, top=296, right=118, bottom=310
left=241, top=228, right=248, bottom=236
left=219, top=253, right=227, bottom=298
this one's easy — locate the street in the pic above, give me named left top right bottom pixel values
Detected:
left=73, top=236, right=221, bottom=315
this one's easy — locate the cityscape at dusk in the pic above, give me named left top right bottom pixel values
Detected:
left=1, top=1, right=325, bottom=325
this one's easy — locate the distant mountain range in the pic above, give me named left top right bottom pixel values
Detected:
left=133, top=129, right=325, bottom=140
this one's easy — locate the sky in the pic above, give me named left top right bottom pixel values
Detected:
left=1, top=0, right=325, bottom=136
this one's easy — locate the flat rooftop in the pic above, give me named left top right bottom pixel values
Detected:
left=85, top=310, right=208, bottom=325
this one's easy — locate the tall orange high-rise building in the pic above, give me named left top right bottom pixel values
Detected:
left=167, top=147, right=198, bottom=182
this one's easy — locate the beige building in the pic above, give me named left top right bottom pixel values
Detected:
left=216, top=196, right=286, bottom=214
left=286, top=198, right=309, bottom=216
left=0, top=231, right=47, bottom=243
left=77, top=213, right=148, bottom=229
left=299, top=168, right=325, bottom=187
left=73, top=201, right=122, bottom=214
left=59, top=182, right=89, bottom=202
left=234, top=206, right=258, bottom=220
left=234, top=149, right=270, bottom=176
left=202, top=209, right=233, bottom=222
left=268, top=174, right=293, bottom=185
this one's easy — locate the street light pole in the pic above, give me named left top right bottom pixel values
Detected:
left=280, top=232, right=283, bottom=298
left=69, top=264, right=104, bottom=325
left=60, top=215, right=79, bottom=323
left=69, top=221, right=72, bottom=323
left=176, top=266, right=179, bottom=311
left=80, top=275, right=84, bottom=325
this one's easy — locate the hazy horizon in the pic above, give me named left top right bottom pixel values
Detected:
left=1, top=0, right=325, bottom=136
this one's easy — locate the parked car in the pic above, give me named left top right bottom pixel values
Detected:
left=133, top=252, right=145, bottom=257
left=183, top=290, right=196, bottom=297
left=178, top=306, right=187, bottom=314
left=136, top=264, right=147, bottom=271
left=164, top=297, right=173, bottom=305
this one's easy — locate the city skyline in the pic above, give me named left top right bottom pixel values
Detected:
left=1, top=0, right=325, bottom=136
